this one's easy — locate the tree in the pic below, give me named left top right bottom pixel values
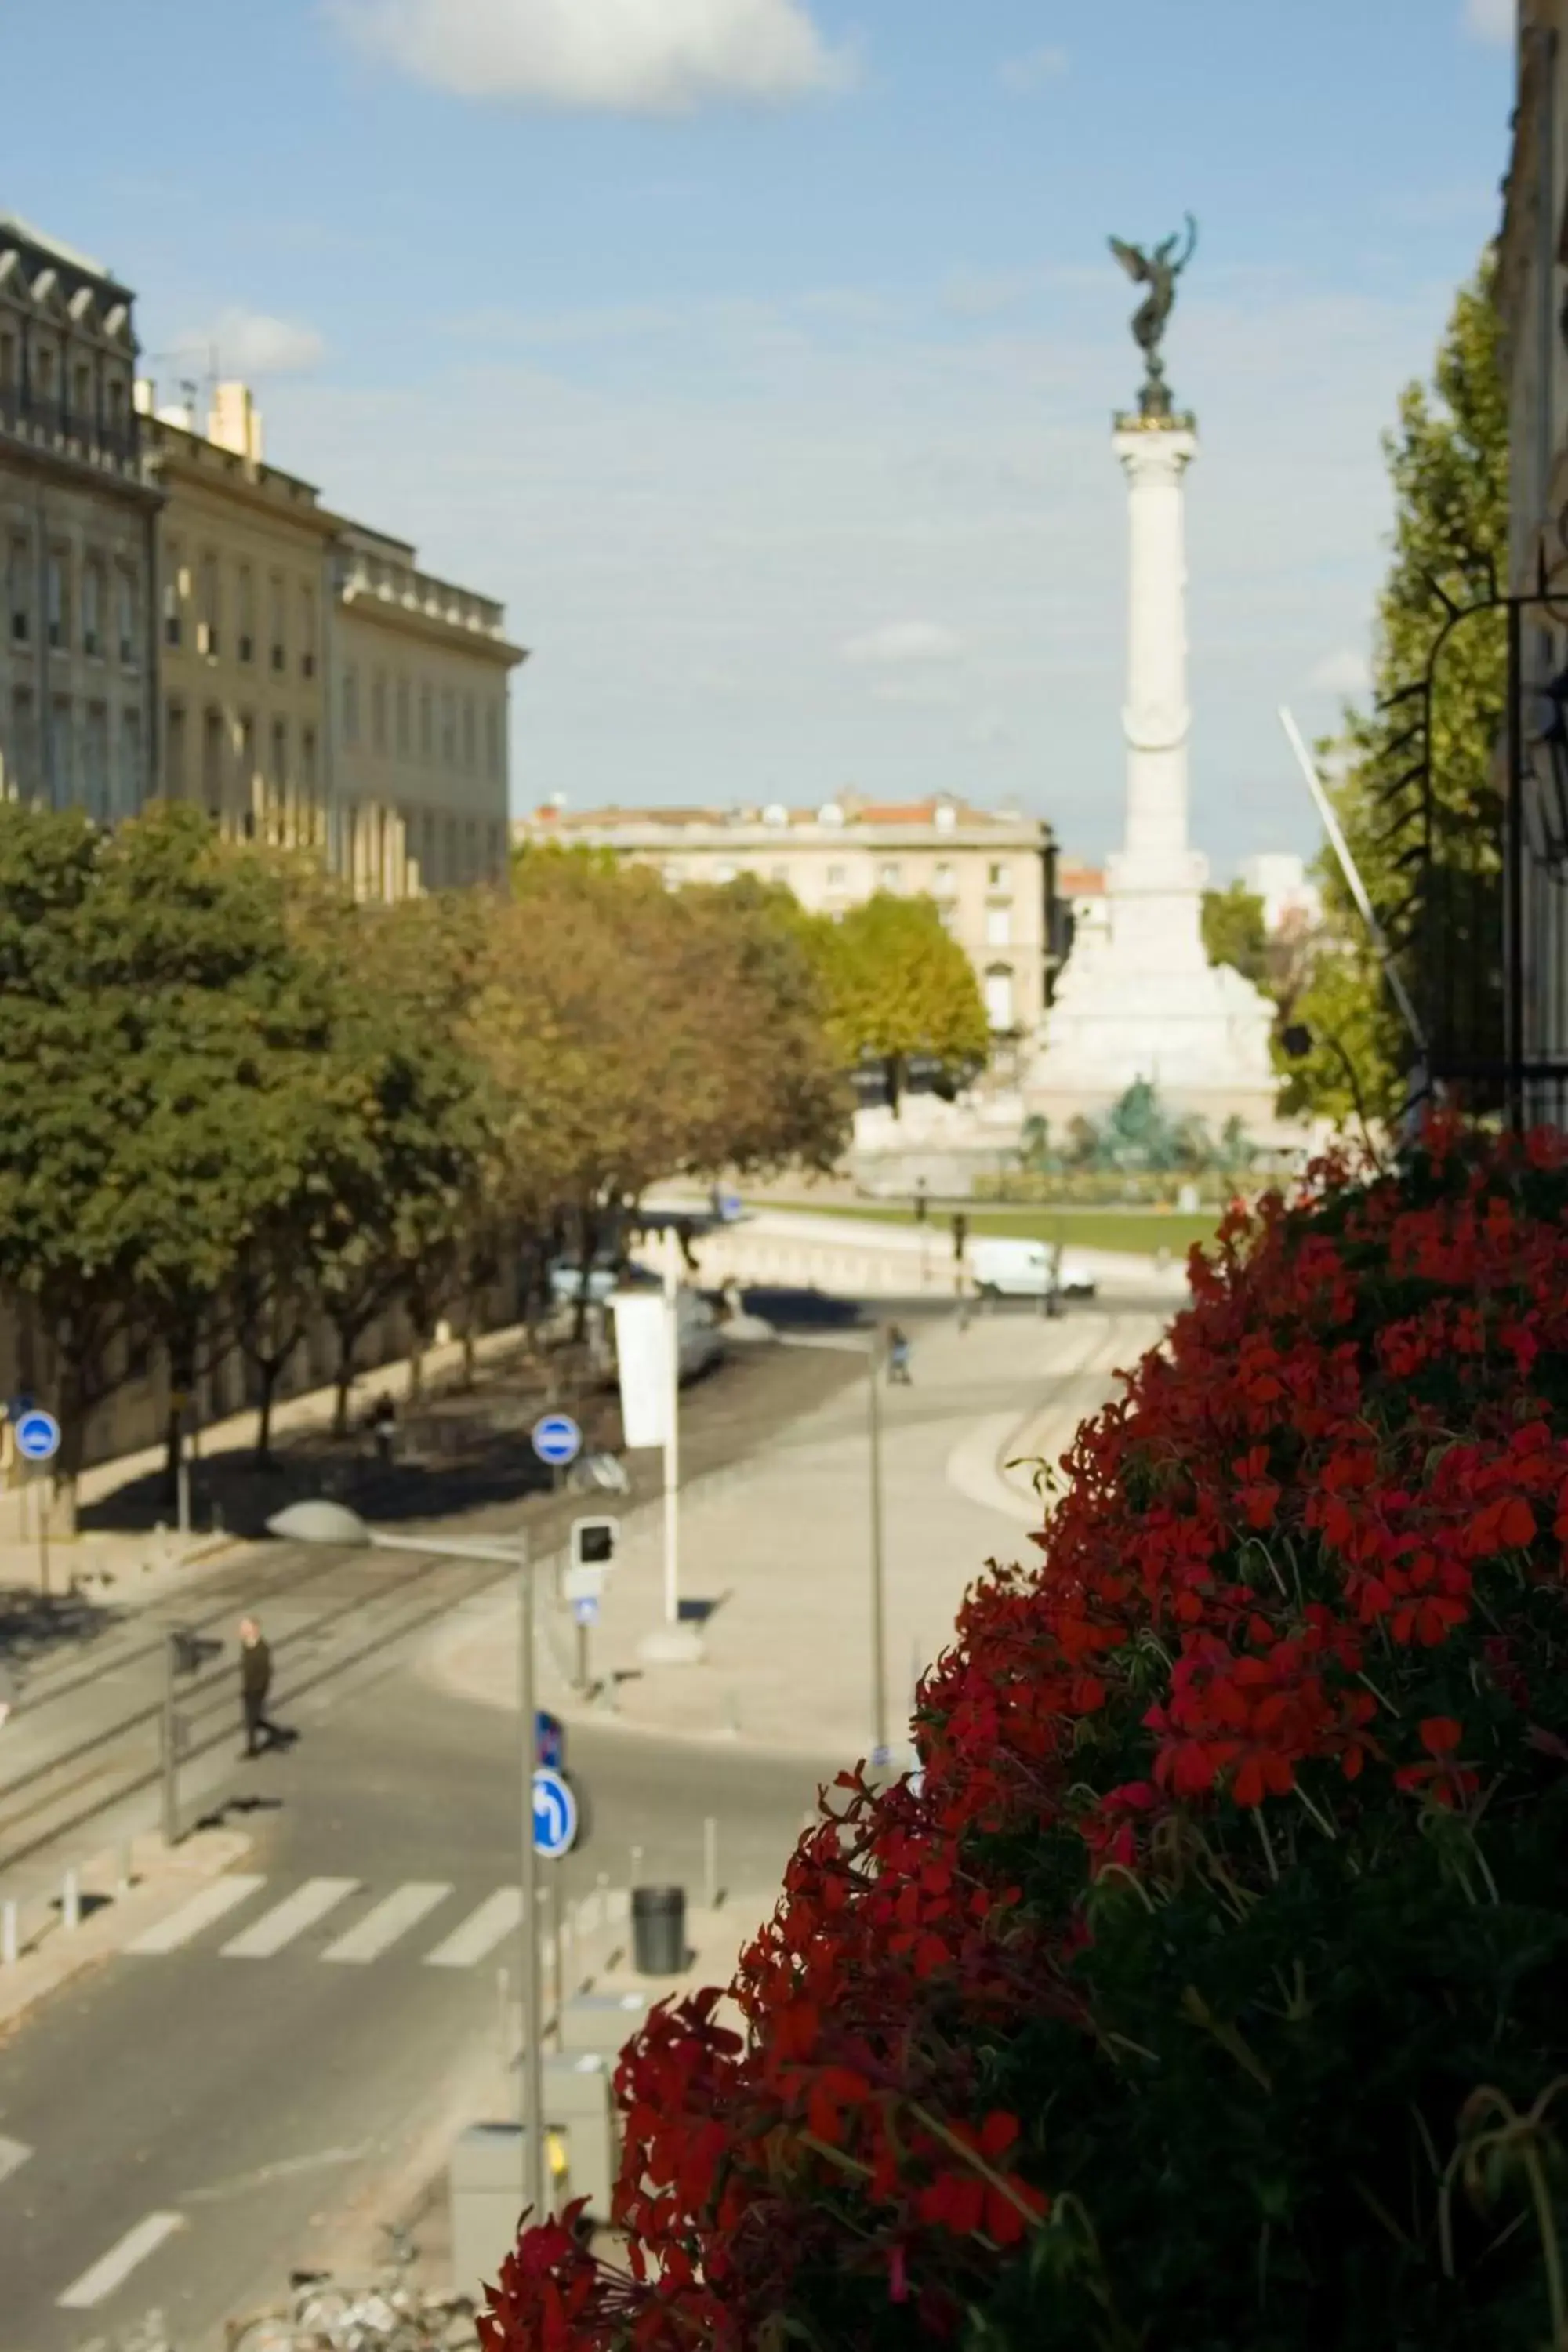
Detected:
left=1200, top=881, right=1268, bottom=988
left=306, top=891, right=493, bottom=1433
left=814, top=893, right=990, bottom=1114
left=1286, top=249, right=1508, bottom=1123
left=0, top=804, right=328, bottom=1522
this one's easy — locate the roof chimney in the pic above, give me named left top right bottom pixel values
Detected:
left=208, top=380, right=263, bottom=466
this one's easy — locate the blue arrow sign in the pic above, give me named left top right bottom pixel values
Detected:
left=14, top=1409, right=60, bottom=1465
left=532, top=1766, right=579, bottom=1860
left=531, top=1413, right=583, bottom=1469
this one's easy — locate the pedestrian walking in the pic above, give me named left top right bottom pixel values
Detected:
left=367, top=1392, right=397, bottom=1464
left=887, top=1326, right=913, bottom=1386
left=238, top=1616, right=289, bottom=1758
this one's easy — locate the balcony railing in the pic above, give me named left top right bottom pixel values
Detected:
left=0, top=387, right=141, bottom=477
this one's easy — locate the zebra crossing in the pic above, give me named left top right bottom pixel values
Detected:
left=124, top=1871, right=546, bottom=1970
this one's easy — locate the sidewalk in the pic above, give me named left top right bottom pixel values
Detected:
left=427, top=1303, right=1163, bottom=1762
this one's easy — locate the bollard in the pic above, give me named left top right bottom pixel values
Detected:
left=2, top=1900, right=17, bottom=1966
left=116, top=1843, right=133, bottom=1897
left=62, top=1867, right=80, bottom=1932
left=703, top=1816, right=719, bottom=1912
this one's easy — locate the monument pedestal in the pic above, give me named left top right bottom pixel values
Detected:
left=1029, top=412, right=1277, bottom=1133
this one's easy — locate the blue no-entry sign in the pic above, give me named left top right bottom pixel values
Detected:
left=531, top=1413, right=583, bottom=1469
left=13, top=1409, right=60, bottom=1465
left=532, top=1766, right=579, bottom=1859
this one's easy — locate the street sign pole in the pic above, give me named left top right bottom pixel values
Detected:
left=161, top=1632, right=179, bottom=1847
left=868, top=1332, right=889, bottom=1768
left=34, top=1465, right=48, bottom=1600
left=516, top=1539, right=546, bottom=2227
left=662, top=1223, right=681, bottom=1627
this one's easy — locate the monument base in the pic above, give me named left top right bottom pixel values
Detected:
left=1027, top=877, right=1279, bottom=1134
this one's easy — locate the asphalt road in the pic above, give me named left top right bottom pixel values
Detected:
left=0, top=1286, right=1174, bottom=2351
left=0, top=1642, right=830, bottom=2352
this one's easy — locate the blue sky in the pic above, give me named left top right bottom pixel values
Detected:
left=1, top=0, right=1517, bottom=866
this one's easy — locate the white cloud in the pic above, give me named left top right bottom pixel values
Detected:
left=1000, top=44, right=1069, bottom=93
left=1307, top=644, right=1371, bottom=697
left=1461, top=0, right=1513, bottom=42
left=180, top=307, right=326, bottom=376
left=328, top=0, right=855, bottom=112
left=841, top=621, right=968, bottom=668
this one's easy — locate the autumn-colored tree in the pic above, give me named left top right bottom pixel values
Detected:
left=815, top=892, right=990, bottom=1113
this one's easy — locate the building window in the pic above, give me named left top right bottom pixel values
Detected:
left=826, top=862, right=847, bottom=889
left=421, top=810, right=437, bottom=886
left=934, top=860, right=954, bottom=895
left=299, top=586, right=316, bottom=678
left=987, top=861, right=1007, bottom=888
left=462, top=695, right=477, bottom=771
left=106, top=375, right=125, bottom=435
left=82, top=702, right=108, bottom=818
left=118, top=707, right=142, bottom=816
left=371, top=669, right=388, bottom=754
left=342, top=666, right=360, bottom=745
left=162, top=548, right=183, bottom=648
left=72, top=361, right=92, bottom=423
left=82, top=559, right=105, bottom=658
left=485, top=703, right=501, bottom=779
left=0, top=331, right=16, bottom=394
left=7, top=533, right=31, bottom=644
left=878, top=862, right=900, bottom=890
left=34, top=344, right=56, bottom=403
left=116, top=567, right=136, bottom=665
left=270, top=578, right=286, bottom=672
left=984, top=966, right=1014, bottom=1031
left=165, top=700, right=187, bottom=797
left=6, top=687, right=35, bottom=797
left=301, top=725, right=317, bottom=795
left=419, top=685, right=434, bottom=758
left=395, top=673, right=411, bottom=757
left=238, top=713, right=256, bottom=815
left=197, top=553, right=220, bottom=657
left=770, top=864, right=789, bottom=884
left=270, top=718, right=288, bottom=833
left=45, top=549, right=67, bottom=651
left=236, top=565, right=255, bottom=664
left=51, top=696, right=72, bottom=804
left=985, top=904, right=1012, bottom=949
left=201, top=707, right=225, bottom=813
left=440, top=689, right=456, bottom=764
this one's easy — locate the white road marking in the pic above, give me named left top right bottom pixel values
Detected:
left=423, top=1887, right=521, bottom=1969
left=0, top=2135, right=31, bottom=2187
left=322, top=1881, right=452, bottom=1965
left=181, top=2143, right=368, bottom=2203
left=221, top=1877, right=358, bottom=1958
left=57, top=2212, right=185, bottom=2308
left=125, top=1874, right=267, bottom=1955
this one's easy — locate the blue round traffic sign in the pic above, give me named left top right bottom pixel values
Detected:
left=532, top=1766, right=579, bottom=1859
left=14, top=1409, right=60, bottom=1465
left=531, top=1413, right=583, bottom=1469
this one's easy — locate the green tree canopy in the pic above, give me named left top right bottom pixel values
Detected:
left=0, top=804, right=331, bottom=1512
left=1286, top=249, right=1508, bottom=1123
left=1200, top=883, right=1268, bottom=987
left=813, top=892, right=990, bottom=1113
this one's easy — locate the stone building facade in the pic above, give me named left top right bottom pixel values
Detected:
left=0, top=213, right=158, bottom=815
left=140, top=382, right=337, bottom=851
left=514, top=794, right=1058, bottom=1046
left=333, top=521, right=524, bottom=897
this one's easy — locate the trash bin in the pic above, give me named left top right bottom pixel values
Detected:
left=631, top=1885, right=686, bottom=1976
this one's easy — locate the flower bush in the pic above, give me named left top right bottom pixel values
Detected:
left=481, top=1123, right=1568, bottom=2350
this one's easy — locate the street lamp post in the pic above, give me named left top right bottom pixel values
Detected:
left=267, top=1500, right=548, bottom=2225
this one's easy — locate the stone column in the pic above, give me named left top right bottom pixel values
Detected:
left=1112, top=417, right=1200, bottom=886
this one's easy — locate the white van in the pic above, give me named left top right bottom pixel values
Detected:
left=968, top=1237, right=1098, bottom=1301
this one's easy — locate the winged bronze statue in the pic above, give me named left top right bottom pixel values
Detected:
left=1109, top=214, right=1197, bottom=416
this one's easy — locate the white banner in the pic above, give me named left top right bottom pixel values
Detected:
left=612, top=1291, right=669, bottom=1449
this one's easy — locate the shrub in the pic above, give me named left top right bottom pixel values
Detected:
left=481, top=1123, right=1568, bottom=2350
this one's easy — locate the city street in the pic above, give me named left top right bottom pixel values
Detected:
left=0, top=1291, right=1160, bottom=2351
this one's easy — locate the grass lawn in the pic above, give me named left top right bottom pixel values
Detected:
left=767, top=1198, right=1223, bottom=1258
